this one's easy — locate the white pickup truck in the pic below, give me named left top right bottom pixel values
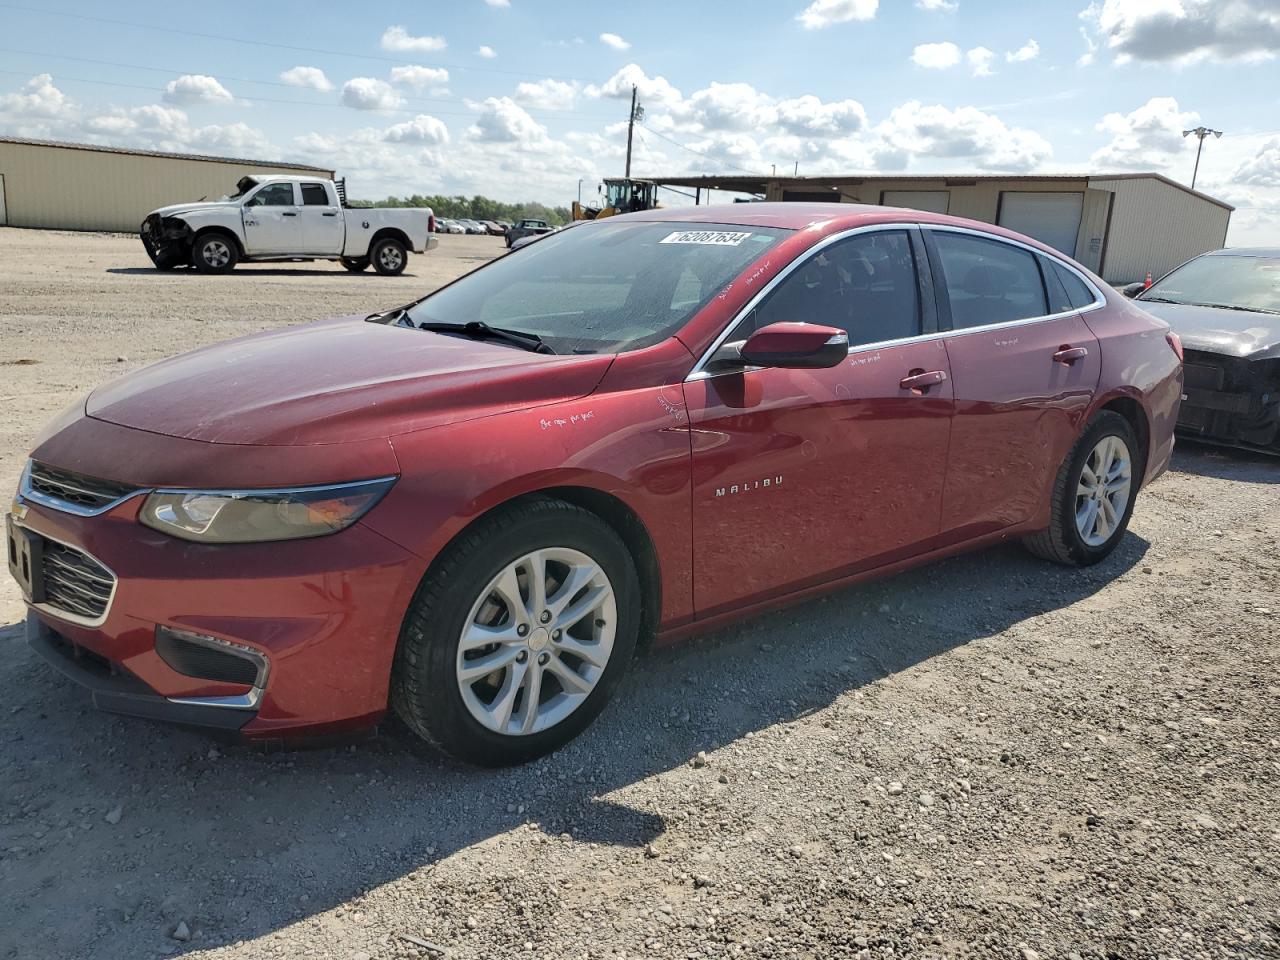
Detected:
left=140, top=175, right=436, bottom=275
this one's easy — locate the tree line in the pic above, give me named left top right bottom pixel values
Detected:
left=349, top=194, right=572, bottom=225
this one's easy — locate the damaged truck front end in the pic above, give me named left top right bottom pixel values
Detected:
left=140, top=214, right=192, bottom=270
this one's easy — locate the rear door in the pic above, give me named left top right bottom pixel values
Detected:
left=298, top=182, right=343, bottom=255
left=684, top=227, right=954, bottom=616
left=241, top=181, right=300, bottom=254
left=925, top=227, right=1100, bottom=541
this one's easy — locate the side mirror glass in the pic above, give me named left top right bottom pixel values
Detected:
left=1121, top=281, right=1145, bottom=299
left=738, top=322, right=848, bottom=370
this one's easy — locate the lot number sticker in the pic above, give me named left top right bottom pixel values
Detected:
left=660, top=230, right=753, bottom=246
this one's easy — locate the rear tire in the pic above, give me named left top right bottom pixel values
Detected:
left=1024, top=411, right=1142, bottom=566
left=340, top=257, right=370, bottom=272
left=391, top=499, right=640, bottom=766
left=370, top=237, right=407, bottom=276
left=191, top=233, right=238, bottom=274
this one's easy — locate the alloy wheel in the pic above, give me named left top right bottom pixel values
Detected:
left=456, top=548, right=616, bottom=737
left=202, top=239, right=231, bottom=268
left=378, top=245, right=404, bottom=271
left=1075, top=434, right=1132, bottom=547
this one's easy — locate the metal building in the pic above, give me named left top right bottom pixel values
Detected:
left=0, top=137, right=334, bottom=234
left=650, top=172, right=1233, bottom=284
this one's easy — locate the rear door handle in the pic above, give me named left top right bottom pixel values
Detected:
left=899, top=369, right=948, bottom=393
left=321, top=211, right=338, bottom=217
left=1053, top=345, right=1088, bottom=364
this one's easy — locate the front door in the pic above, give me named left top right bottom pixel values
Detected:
left=926, top=228, right=1101, bottom=540
left=684, top=228, right=954, bottom=617
left=242, top=181, right=300, bottom=254
left=298, top=181, right=344, bottom=255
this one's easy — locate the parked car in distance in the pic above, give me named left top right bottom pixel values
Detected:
left=439, top=218, right=465, bottom=235
left=140, top=176, right=435, bottom=275
left=1123, top=248, right=1280, bottom=454
left=482, top=220, right=506, bottom=237
left=458, top=219, right=486, bottom=235
left=506, top=218, right=555, bottom=248
left=10, top=204, right=1182, bottom=766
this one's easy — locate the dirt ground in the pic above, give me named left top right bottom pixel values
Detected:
left=0, top=227, right=1276, bottom=960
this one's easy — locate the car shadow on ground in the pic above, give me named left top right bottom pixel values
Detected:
left=0, top=533, right=1148, bottom=958
left=103, top=268, right=422, bottom=279
left=1170, top=440, right=1280, bottom=483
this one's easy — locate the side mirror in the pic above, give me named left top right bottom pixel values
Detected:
left=738, top=322, right=848, bottom=369
left=1121, top=281, right=1145, bottom=299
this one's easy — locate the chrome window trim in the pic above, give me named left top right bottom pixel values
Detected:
left=12, top=519, right=119, bottom=628
left=685, top=221, right=1106, bottom=382
left=19, top=461, right=149, bottom=518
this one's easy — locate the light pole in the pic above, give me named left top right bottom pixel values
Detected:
left=577, top=179, right=583, bottom=204
left=1182, top=126, right=1223, bottom=190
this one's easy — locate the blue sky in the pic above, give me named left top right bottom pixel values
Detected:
left=2, top=0, right=1279, bottom=241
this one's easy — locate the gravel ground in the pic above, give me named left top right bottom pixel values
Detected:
left=0, top=228, right=1277, bottom=960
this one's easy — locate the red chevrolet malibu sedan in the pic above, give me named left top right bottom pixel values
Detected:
left=7, top=204, right=1182, bottom=764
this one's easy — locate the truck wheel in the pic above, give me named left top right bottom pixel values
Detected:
left=340, top=257, right=370, bottom=272
left=191, top=233, right=238, bottom=274
left=370, top=237, right=407, bottom=276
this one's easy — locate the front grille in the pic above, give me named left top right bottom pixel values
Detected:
left=27, top=462, right=137, bottom=513
left=41, top=540, right=115, bottom=622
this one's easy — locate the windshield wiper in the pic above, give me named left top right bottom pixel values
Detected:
left=417, top=320, right=556, bottom=354
left=1189, top=302, right=1280, bottom=315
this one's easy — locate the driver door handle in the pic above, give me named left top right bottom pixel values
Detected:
left=1053, top=345, right=1088, bottom=364
left=899, top=369, right=948, bottom=393
left=282, top=211, right=298, bottom=217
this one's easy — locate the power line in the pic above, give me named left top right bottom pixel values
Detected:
left=0, top=3, right=595, bottom=85
left=0, top=49, right=617, bottom=122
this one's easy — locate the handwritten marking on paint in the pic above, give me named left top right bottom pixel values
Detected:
left=540, top=410, right=596, bottom=430
left=658, top=394, right=686, bottom=423
left=848, top=352, right=882, bottom=367
left=743, top=260, right=772, bottom=285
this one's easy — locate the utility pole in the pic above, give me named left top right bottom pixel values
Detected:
left=1182, top=126, right=1223, bottom=190
left=624, top=85, right=644, bottom=179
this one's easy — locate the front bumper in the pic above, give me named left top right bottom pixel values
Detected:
left=12, top=494, right=426, bottom=741
left=1178, top=350, right=1280, bottom=455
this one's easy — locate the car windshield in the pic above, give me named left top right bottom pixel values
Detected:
left=1142, top=254, right=1280, bottom=314
left=407, top=220, right=789, bottom=353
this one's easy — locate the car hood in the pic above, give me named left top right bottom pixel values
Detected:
left=149, top=200, right=239, bottom=219
left=86, top=316, right=614, bottom=445
left=1138, top=300, right=1280, bottom=359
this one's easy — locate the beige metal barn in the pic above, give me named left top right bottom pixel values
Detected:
left=650, top=172, right=1233, bottom=284
left=0, top=137, right=335, bottom=234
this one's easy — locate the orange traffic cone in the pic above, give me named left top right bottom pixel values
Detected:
left=1144, top=272, right=1153, bottom=289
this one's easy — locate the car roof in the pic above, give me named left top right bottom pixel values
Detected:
left=619, top=201, right=1009, bottom=233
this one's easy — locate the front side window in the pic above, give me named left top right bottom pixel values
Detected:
left=407, top=221, right=788, bottom=354
left=740, top=230, right=921, bottom=347
left=300, top=183, right=330, bottom=206
left=247, top=183, right=296, bottom=207
left=932, top=231, right=1048, bottom=329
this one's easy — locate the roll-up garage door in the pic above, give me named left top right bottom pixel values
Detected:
left=997, top=192, right=1083, bottom=256
left=881, top=190, right=950, bottom=214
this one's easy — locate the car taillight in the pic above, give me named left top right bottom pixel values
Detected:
left=428, top=214, right=437, bottom=234
left=1166, top=331, right=1184, bottom=362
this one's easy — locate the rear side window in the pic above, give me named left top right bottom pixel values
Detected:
left=932, top=231, right=1047, bottom=329
left=744, top=230, right=921, bottom=347
left=1052, top=261, right=1098, bottom=309
left=300, top=183, right=330, bottom=206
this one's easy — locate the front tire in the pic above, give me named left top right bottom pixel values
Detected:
left=1024, top=411, right=1141, bottom=566
left=191, top=233, right=238, bottom=274
left=370, top=237, right=407, bottom=276
left=391, top=499, right=640, bottom=766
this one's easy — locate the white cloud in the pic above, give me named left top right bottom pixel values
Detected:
left=162, top=74, right=233, bottom=105
left=967, top=46, right=996, bottom=75
left=483, top=0, right=510, bottom=6
left=796, top=0, right=879, bottom=29
left=389, top=65, right=450, bottom=91
left=877, top=100, right=1053, bottom=171
left=279, top=66, right=333, bottom=92
left=1080, top=0, right=1280, bottom=64
left=917, top=0, right=957, bottom=10
left=1091, top=96, right=1199, bottom=168
left=1006, top=38, right=1040, bottom=62
left=585, top=63, right=683, bottom=107
left=467, top=96, right=549, bottom=145
left=514, top=78, right=579, bottom=110
left=911, top=41, right=961, bottom=68
left=477, top=45, right=497, bottom=58
left=380, top=25, right=447, bottom=53
left=383, top=114, right=450, bottom=144
left=775, top=95, right=867, bottom=136
left=1233, top=137, right=1280, bottom=187
left=599, top=32, right=631, bottom=51
left=0, top=73, right=74, bottom=119
left=677, top=82, right=777, bottom=133
left=341, top=77, right=404, bottom=111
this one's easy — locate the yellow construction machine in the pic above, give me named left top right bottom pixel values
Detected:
left=572, top=178, right=660, bottom=221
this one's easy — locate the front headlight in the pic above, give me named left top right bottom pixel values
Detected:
left=139, top=477, right=396, bottom=543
